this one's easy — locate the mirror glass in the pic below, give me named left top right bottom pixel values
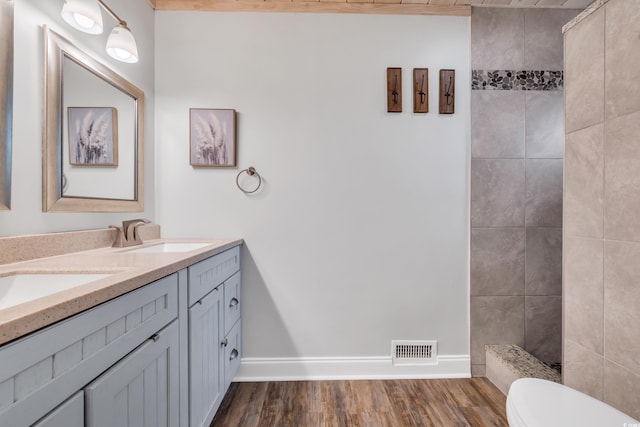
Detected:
left=43, top=27, right=144, bottom=212
left=0, top=0, right=13, bottom=211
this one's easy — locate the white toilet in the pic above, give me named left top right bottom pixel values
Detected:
left=507, top=378, right=639, bottom=427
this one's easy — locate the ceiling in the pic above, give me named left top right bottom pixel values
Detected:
left=148, top=0, right=592, bottom=16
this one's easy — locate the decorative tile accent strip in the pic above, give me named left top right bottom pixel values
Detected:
left=472, top=70, right=563, bottom=91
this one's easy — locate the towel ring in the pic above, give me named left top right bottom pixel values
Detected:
left=236, top=166, right=262, bottom=194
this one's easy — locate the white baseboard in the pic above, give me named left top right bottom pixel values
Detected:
left=234, top=355, right=471, bottom=382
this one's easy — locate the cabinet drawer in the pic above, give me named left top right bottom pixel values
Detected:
left=223, top=271, right=241, bottom=335
left=188, top=246, right=240, bottom=306
left=224, top=319, right=241, bottom=393
left=0, top=273, right=178, bottom=427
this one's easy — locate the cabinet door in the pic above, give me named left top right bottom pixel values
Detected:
left=223, top=319, right=242, bottom=393
left=85, top=321, right=180, bottom=427
left=33, top=391, right=83, bottom=427
left=189, top=286, right=224, bottom=427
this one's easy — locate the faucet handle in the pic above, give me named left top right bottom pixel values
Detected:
left=122, top=219, right=150, bottom=242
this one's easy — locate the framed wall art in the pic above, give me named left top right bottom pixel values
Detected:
left=67, top=107, right=118, bottom=166
left=190, top=108, right=237, bottom=167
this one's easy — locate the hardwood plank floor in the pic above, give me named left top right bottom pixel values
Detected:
left=211, top=378, right=508, bottom=427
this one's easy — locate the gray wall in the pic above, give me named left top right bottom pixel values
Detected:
left=469, top=7, right=579, bottom=376
left=563, top=0, right=640, bottom=419
left=155, top=11, right=471, bottom=377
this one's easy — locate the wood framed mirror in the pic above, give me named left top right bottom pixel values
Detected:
left=0, top=0, right=13, bottom=211
left=43, top=26, right=144, bottom=212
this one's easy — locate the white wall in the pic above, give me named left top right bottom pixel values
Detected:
left=156, top=12, right=470, bottom=376
left=0, top=0, right=155, bottom=237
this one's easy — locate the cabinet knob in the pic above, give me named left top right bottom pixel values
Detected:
left=221, top=338, right=228, bottom=347
left=229, top=297, right=239, bottom=308
left=150, top=333, right=160, bottom=342
left=229, top=349, right=239, bottom=361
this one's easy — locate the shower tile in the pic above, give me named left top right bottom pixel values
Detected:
left=565, top=6, right=605, bottom=133
left=524, top=8, right=580, bottom=70
left=525, top=91, right=563, bottom=159
left=471, top=91, right=525, bottom=158
left=605, top=0, right=640, bottom=120
left=471, top=7, right=524, bottom=70
left=564, top=236, right=604, bottom=354
left=563, top=339, right=603, bottom=400
left=604, top=110, right=640, bottom=243
left=525, top=159, right=563, bottom=227
left=564, top=124, right=604, bottom=239
left=470, top=296, right=524, bottom=365
left=525, top=227, right=561, bottom=296
left=604, top=240, right=640, bottom=374
left=471, top=228, right=525, bottom=296
left=604, top=360, right=640, bottom=420
left=471, top=364, right=486, bottom=378
left=524, top=296, right=561, bottom=364
left=471, top=159, right=525, bottom=227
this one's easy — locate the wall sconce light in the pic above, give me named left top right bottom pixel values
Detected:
left=61, top=0, right=139, bottom=63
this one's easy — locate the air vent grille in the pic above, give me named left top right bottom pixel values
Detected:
left=391, top=340, right=437, bottom=365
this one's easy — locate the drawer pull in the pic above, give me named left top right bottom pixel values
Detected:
left=151, top=333, right=160, bottom=342
left=229, top=349, right=239, bottom=361
left=229, top=297, right=239, bottom=308
left=221, top=338, right=228, bottom=347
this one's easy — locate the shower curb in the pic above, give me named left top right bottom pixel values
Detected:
left=485, top=344, right=561, bottom=395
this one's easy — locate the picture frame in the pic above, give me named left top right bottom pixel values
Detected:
left=67, top=107, right=118, bottom=166
left=190, top=108, right=237, bottom=167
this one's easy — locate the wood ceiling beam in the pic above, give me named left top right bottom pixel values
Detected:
left=153, top=0, right=471, bottom=16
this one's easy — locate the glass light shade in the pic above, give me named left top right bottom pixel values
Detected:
left=106, top=25, right=139, bottom=63
left=61, top=0, right=103, bottom=35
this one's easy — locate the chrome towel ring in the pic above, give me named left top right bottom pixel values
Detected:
left=236, top=166, right=262, bottom=194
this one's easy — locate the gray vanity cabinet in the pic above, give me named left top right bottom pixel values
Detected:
left=186, top=246, right=241, bottom=427
left=0, top=243, right=242, bottom=427
left=0, top=273, right=178, bottom=427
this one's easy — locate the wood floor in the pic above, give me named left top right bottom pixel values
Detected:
left=211, top=378, right=508, bottom=427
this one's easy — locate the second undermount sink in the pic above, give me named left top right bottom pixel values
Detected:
left=0, top=273, right=112, bottom=310
left=124, top=242, right=211, bottom=254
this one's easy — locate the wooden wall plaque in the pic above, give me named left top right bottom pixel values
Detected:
left=413, top=68, right=428, bottom=113
left=439, top=69, right=455, bottom=114
left=387, top=68, right=402, bottom=113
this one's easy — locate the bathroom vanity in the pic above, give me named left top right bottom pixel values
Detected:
left=0, top=238, right=242, bottom=427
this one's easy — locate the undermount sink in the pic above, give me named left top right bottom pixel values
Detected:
left=0, top=273, right=112, bottom=310
left=124, top=242, right=211, bottom=254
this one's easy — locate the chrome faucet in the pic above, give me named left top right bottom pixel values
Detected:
left=110, top=219, right=151, bottom=247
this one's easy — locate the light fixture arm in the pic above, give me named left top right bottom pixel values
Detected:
left=97, top=0, right=127, bottom=28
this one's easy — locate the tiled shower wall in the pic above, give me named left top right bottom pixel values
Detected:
left=469, top=7, right=579, bottom=376
left=563, top=0, right=640, bottom=419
